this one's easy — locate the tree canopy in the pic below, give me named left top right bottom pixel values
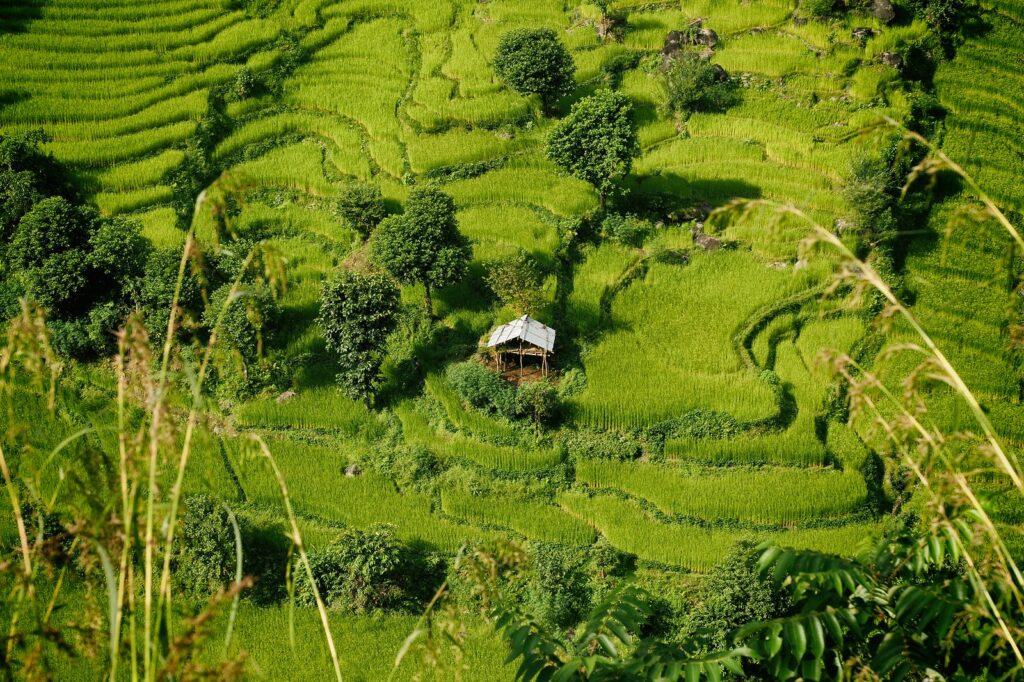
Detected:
left=371, top=187, right=470, bottom=317
left=546, top=89, right=639, bottom=207
left=318, top=269, right=400, bottom=400
left=493, top=28, right=575, bottom=109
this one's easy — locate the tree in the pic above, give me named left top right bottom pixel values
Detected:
left=295, top=524, right=410, bottom=612
left=371, top=187, right=470, bottom=317
left=0, top=131, right=75, bottom=243
left=175, top=495, right=236, bottom=599
left=662, top=51, right=736, bottom=115
left=493, top=28, right=575, bottom=110
left=10, top=197, right=98, bottom=317
left=337, top=182, right=387, bottom=238
left=139, top=248, right=205, bottom=341
left=318, top=269, right=399, bottom=400
left=204, top=282, right=280, bottom=362
left=88, top=216, right=151, bottom=301
left=484, top=249, right=546, bottom=315
left=547, top=90, right=639, bottom=208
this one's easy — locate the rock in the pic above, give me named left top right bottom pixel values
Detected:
left=344, top=463, right=362, bottom=478
left=711, top=63, right=730, bottom=82
left=879, top=51, right=904, bottom=70
left=851, top=27, right=876, bottom=43
left=768, top=260, right=791, bottom=270
left=662, top=29, right=686, bottom=57
left=276, top=390, right=297, bottom=404
left=695, top=27, right=718, bottom=47
left=834, top=217, right=854, bottom=234
left=692, top=223, right=722, bottom=251
left=872, top=0, right=896, bottom=23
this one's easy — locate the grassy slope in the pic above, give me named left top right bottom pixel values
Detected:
left=3, top=0, right=1021, bottom=676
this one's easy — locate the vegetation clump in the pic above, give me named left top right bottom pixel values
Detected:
left=547, top=89, right=639, bottom=208
left=318, top=269, right=400, bottom=401
left=372, top=187, right=471, bottom=317
left=336, top=182, right=387, bottom=239
left=662, top=49, right=737, bottom=115
left=483, top=249, right=546, bottom=315
left=493, top=28, right=576, bottom=110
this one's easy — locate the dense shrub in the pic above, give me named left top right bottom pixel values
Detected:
left=662, top=50, right=737, bottom=114
left=483, top=249, right=546, bottom=315
left=678, top=540, right=791, bottom=652
left=562, top=429, right=643, bottom=461
left=446, top=361, right=517, bottom=417
left=9, top=196, right=151, bottom=356
left=336, top=182, right=387, bottom=238
left=493, top=28, right=575, bottom=109
left=176, top=495, right=236, bottom=599
left=547, top=90, right=639, bottom=207
left=515, top=379, right=561, bottom=427
left=801, top=0, right=838, bottom=18
left=601, top=213, right=651, bottom=247
left=204, top=282, right=280, bottom=361
left=527, top=543, right=592, bottom=627
left=0, top=131, right=75, bottom=243
left=318, top=270, right=400, bottom=400
left=139, top=248, right=205, bottom=340
left=295, top=524, right=440, bottom=612
left=908, top=0, right=973, bottom=35
left=861, top=450, right=888, bottom=516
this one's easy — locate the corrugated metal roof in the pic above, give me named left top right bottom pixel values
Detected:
left=486, top=315, right=555, bottom=353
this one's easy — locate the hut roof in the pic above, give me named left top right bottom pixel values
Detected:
left=486, top=315, right=556, bottom=353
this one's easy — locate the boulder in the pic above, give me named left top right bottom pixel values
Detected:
left=276, top=390, right=297, bottom=404
left=879, top=51, right=904, bottom=70
left=711, top=63, right=730, bottom=82
left=695, top=27, right=718, bottom=47
left=872, top=0, right=896, bottom=23
left=851, top=27, right=877, bottom=43
left=692, top=223, right=722, bottom=251
left=344, top=463, right=362, bottom=478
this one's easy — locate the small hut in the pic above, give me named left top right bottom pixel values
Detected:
left=485, top=315, right=555, bottom=377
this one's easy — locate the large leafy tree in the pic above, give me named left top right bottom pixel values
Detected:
left=493, top=28, right=575, bottom=111
left=371, top=187, right=470, bottom=317
left=547, top=90, right=639, bottom=208
left=318, top=269, right=399, bottom=401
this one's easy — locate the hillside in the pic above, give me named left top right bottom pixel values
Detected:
left=1, top=0, right=1022, bottom=678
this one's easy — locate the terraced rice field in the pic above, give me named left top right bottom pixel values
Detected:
left=5, top=0, right=1023, bottom=674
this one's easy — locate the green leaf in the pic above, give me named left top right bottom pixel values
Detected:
left=807, top=615, right=825, bottom=658
left=783, top=620, right=807, bottom=662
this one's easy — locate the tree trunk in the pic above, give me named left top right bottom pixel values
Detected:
left=424, top=281, right=433, bottom=319
left=599, top=190, right=606, bottom=211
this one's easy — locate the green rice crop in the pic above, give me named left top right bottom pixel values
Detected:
left=456, top=204, right=560, bottom=262
left=441, top=489, right=596, bottom=545
left=575, top=460, right=866, bottom=524
left=236, top=387, right=384, bottom=436
left=95, top=185, right=174, bottom=215
left=559, top=492, right=878, bottom=571
left=397, top=402, right=561, bottom=472
left=136, top=207, right=185, bottom=248
left=445, top=163, right=598, bottom=217
left=91, top=149, right=185, bottom=191
left=45, top=120, right=198, bottom=167
left=573, top=251, right=825, bottom=428
left=230, top=141, right=338, bottom=195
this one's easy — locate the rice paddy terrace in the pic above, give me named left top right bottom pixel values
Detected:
left=2, top=0, right=1023, bottom=676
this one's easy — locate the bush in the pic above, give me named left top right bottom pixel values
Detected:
left=678, top=540, right=791, bottom=652
left=318, top=270, right=400, bottom=401
left=337, top=182, right=387, bottom=238
left=140, top=248, right=205, bottom=341
left=802, top=0, right=838, bottom=18
left=515, top=379, right=561, bottom=427
left=295, top=525, right=438, bottom=613
left=204, top=282, right=280, bottom=361
left=662, top=51, right=736, bottom=115
left=484, top=249, right=546, bottom=315
left=527, top=543, right=592, bottom=627
left=88, top=216, right=150, bottom=300
left=861, top=450, right=888, bottom=516
left=563, top=429, right=643, bottom=461
left=601, top=213, right=651, bottom=247
left=176, top=495, right=236, bottom=599
left=493, top=28, right=575, bottom=109
left=446, top=361, right=517, bottom=417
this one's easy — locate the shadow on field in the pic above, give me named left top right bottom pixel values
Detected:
left=628, top=175, right=762, bottom=219
left=0, top=0, right=45, bottom=33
